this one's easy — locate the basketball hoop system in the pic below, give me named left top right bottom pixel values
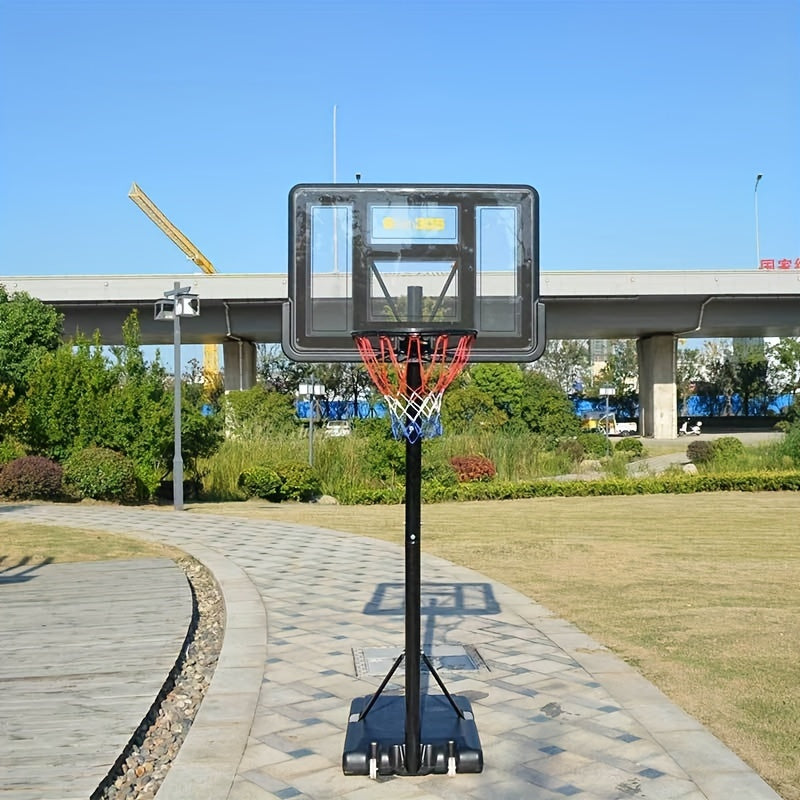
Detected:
left=353, top=330, right=476, bottom=443
left=285, top=184, right=542, bottom=779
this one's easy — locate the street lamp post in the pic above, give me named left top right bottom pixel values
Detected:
left=754, top=173, right=763, bottom=267
left=298, top=381, right=324, bottom=466
left=155, top=282, right=200, bottom=511
left=599, top=384, right=614, bottom=455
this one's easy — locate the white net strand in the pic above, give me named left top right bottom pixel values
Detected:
left=354, top=332, right=475, bottom=443
left=384, top=389, right=445, bottom=443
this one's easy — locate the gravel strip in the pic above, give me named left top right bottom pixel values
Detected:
left=92, top=555, right=224, bottom=800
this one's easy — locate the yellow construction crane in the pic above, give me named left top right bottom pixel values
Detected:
left=128, top=182, right=220, bottom=376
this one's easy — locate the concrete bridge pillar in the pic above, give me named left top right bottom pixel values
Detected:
left=637, top=334, right=677, bottom=439
left=223, top=339, right=258, bottom=391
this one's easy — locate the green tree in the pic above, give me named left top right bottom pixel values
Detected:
left=21, top=311, right=223, bottom=498
left=0, top=285, right=63, bottom=395
left=532, top=339, right=591, bottom=395
left=699, top=340, right=736, bottom=416
left=313, top=362, right=374, bottom=419
left=441, top=384, right=508, bottom=433
left=469, top=363, right=525, bottom=420
left=257, top=344, right=310, bottom=394
left=595, top=339, right=639, bottom=418
left=23, top=334, right=114, bottom=461
left=0, top=384, right=27, bottom=462
left=768, top=338, right=800, bottom=396
left=104, top=313, right=223, bottom=490
left=224, top=386, right=298, bottom=437
left=519, top=370, right=581, bottom=444
left=731, top=339, right=769, bottom=416
left=676, top=344, right=703, bottom=416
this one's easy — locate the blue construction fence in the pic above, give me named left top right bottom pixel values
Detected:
left=296, top=393, right=797, bottom=424
left=295, top=399, right=387, bottom=421
left=573, top=392, right=796, bottom=420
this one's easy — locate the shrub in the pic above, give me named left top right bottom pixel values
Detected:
left=578, top=432, right=609, bottom=458
left=132, top=462, right=164, bottom=502
left=711, top=436, right=745, bottom=462
left=274, top=461, right=322, bottom=501
left=64, top=447, right=138, bottom=503
left=0, top=436, right=26, bottom=465
left=778, top=422, right=800, bottom=467
left=238, top=465, right=283, bottom=501
left=238, top=461, right=321, bottom=502
left=334, top=470, right=800, bottom=505
left=421, top=460, right=459, bottom=487
left=557, top=438, right=585, bottom=464
left=0, top=455, right=63, bottom=500
left=352, top=419, right=405, bottom=483
left=614, top=437, right=644, bottom=459
left=686, top=440, right=714, bottom=464
left=450, top=455, right=497, bottom=483
left=603, top=452, right=631, bottom=478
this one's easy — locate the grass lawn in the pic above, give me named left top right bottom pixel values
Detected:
left=187, top=492, right=800, bottom=800
left=0, top=520, right=180, bottom=566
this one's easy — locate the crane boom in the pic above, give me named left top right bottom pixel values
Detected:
left=128, top=182, right=220, bottom=375
left=128, top=182, right=216, bottom=274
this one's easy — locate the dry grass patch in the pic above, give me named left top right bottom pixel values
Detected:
left=0, top=520, right=180, bottom=565
left=185, top=492, right=800, bottom=799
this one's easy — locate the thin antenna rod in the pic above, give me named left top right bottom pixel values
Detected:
left=333, top=105, right=339, bottom=272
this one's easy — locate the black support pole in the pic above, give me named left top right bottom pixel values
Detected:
left=404, top=288, right=424, bottom=775
left=404, top=358, right=422, bottom=775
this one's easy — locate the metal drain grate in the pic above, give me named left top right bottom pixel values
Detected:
left=352, top=644, right=486, bottom=678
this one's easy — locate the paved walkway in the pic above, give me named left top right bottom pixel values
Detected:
left=0, top=503, right=783, bottom=800
left=0, top=548, right=191, bottom=799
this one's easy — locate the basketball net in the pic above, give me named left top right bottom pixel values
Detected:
left=353, top=332, right=476, bottom=443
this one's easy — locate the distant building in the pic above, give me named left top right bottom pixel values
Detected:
left=589, top=339, right=610, bottom=377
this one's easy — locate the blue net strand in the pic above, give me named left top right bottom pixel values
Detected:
left=389, top=414, right=443, bottom=443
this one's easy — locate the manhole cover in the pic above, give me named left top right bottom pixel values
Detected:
left=353, top=645, right=486, bottom=678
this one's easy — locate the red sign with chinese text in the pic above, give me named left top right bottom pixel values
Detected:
left=759, top=258, right=800, bottom=270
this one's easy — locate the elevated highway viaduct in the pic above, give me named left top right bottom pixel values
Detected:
left=5, top=270, right=800, bottom=439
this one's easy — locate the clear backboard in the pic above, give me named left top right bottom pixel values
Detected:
left=282, top=184, right=545, bottom=362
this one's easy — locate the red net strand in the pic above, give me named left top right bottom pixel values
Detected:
left=353, top=332, right=475, bottom=442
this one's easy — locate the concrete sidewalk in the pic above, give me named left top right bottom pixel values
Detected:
left=0, top=503, right=782, bottom=800
left=0, top=553, right=191, bottom=800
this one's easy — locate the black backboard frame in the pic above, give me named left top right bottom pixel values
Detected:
left=282, top=183, right=545, bottom=362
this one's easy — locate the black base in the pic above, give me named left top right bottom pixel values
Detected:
left=342, top=694, right=483, bottom=776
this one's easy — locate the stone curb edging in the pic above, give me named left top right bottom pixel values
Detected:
left=152, top=542, right=268, bottom=800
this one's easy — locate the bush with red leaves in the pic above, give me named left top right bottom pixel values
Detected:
left=0, top=455, right=63, bottom=500
left=449, top=455, right=496, bottom=483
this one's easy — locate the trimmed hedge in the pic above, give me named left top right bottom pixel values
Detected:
left=64, top=447, right=138, bottom=503
left=711, top=436, right=745, bottom=460
left=336, top=471, right=800, bottom=505
left=614, top=437, right=645, bottom=459
left=238, top=465, right=282, bottom=500
left=238, top=461, right=321, bottom=502
left=686, top=440, right=714, bottom=464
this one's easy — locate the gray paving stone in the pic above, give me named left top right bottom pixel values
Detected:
left=0, top=555, right=190, bottom=799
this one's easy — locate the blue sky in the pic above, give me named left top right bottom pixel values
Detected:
left=1, top=0, right=798, bottom=278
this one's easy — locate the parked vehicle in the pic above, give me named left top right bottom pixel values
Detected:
left=581, top=412, right=638, bottom=437
left=678, top=419, right=703, bottom=436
